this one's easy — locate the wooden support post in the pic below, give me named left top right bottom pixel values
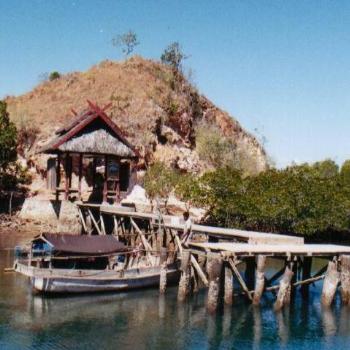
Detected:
left=301, top=257, right=312, bottom=298
left=253, top=255, right=266, bottom=305
left=321, top=260, right=339, bottom=307
left=178, top=250, right=191, bottom=302
left=191, top=255, right=209, bottom=287
left=56, top=153, right=61, bottom=201
left=228, top=258, right=252, bottom=301
left=100, top=213, right=106, bottom=235
left=78, top=208, right=87, bottom=233
left=113, top=216, right=119, bottom=239
left=103, top=155, right=108, bottom=203
left=130, top=218, right=152, bottom=252
left=78, top=154, right=83, bottom=200
left=207, top=257, right=223, bottom=313
left=245, top=257, right=256, bottom=291
left=274, top=266, right=294, bottom=311
left=224, top=262, right=233, bottom=305
left=340, top=255, right=350, bottom=305
left=159, top=247, right=167, bottom=294
left=64, top=153, right=70, bottom=200
left=87, top=209, right=102, bottom=235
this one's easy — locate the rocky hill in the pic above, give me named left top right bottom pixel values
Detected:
left=5, top=56, right=267, bottom=180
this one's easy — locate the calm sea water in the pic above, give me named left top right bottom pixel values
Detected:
left=1, top=250, right=350, bottom=350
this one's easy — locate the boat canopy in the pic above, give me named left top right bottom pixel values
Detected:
left=33, top=233, right=128, bottom=255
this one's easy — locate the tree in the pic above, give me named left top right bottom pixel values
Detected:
left=195, top=121, right=241, bottom=169
left=112, top=30, right=139, bottom=57
left=0, top=101, right=31, bottom=191
left=49, top=71, right=60, bottom=81
left=161, top=42, right=187, bottom=72
left=340, top=160, right=350, bottom=185
left=0, top=101, right=17, bottom=171
left=143, top=161, right=179, bottom=210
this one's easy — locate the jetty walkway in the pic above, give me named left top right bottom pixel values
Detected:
left=77, top=203, right=350, bottom=312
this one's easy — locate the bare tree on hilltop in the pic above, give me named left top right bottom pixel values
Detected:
left=161, top=42, right=187, bottom=72
left=112, top=30, right=139, bottom=57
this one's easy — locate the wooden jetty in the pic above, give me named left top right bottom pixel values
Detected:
left=76, top=203, right=350, bottom=312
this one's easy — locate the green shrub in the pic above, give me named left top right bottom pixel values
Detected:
left=49, top=71, right=61, bottom=81
left=143, top=161, right=179, bottom=208
left=195, top=121, right=239, bottom=169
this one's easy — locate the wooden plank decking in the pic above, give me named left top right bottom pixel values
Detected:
left=94, top=205, right=304, bottom=245
left=189, top=242, right=350, bottom=257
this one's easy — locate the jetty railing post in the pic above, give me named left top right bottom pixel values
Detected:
left=340, top=255, right=350, bottom=305
left=252, top=255, right=266, bottom=305
left=321, top=259, right=340, bottom=306
left=224, top=261, right=233, bottom=305
left=159, top=247, right=168, bottom=294
left=274, top=264, right=294, bottom=312
left=178, top=250, right=191, bottom=302
left=206, top=256, right=223, bottom=313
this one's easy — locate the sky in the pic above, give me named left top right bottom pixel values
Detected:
left=1, top=0, right=350, bottom=167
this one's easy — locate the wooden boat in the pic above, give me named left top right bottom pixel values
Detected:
left=15, top=233, right=180, bottom=294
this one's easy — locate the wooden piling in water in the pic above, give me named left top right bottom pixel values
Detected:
left=159, top=247, right=168, bottom=294
left=207, top=257, right=223, bottom=313
left=321, top=260, right=339, bottom=307
left=340, top=255, right=350, bottom=305
left=252, top=255, right=266, bottom=305
left=178, top=250, right=191, bottom=302
left=224, top=262, right=233, bottom=305
left=274, top=265, right=294, bottom=311
left=301, top=257, right=312, bottom=298
left=245, top=257, right=256, bottom=291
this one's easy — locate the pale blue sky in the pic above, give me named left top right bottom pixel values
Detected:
left=1, top=0, right=350, bottom=167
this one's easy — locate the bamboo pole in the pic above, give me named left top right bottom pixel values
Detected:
left=340, top=255, right=350, bottom=305
left=321, top=260, right=339, bottom=307
left=252, top=255, right=266, bottom=305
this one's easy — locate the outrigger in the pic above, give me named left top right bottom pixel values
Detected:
left=14, top=233, right=180, bottom=294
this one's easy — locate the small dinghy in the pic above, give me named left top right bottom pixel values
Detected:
left=15, top=233, right=180, bottom=294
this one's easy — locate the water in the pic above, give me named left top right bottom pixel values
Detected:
left=1, top=251, right=350, bottom=350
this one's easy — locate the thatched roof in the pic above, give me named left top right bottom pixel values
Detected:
left=39, top=101, right=139, bottom=158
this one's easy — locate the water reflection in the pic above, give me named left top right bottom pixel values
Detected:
left=2, top=252, right=350, bottom=349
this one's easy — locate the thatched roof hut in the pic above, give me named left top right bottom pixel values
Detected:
left=40, top=100, right=140, bottom=203
left=40, top=100, right=139, bottom=158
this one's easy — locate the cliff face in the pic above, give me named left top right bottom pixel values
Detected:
left=5, top=56, right=267, bottom=178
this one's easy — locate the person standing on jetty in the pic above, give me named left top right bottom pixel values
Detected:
left=180, top=211, right=193, bottom=247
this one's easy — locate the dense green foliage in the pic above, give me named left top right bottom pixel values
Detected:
left=49, top=71, right=61, bottom=81
left=0, top=101, right=31, bottom=191
left=0, top=101, right=17, bottom=170
left=144, top=159, right=350, bottom=237
left=143, top=161, right=179, bottom=207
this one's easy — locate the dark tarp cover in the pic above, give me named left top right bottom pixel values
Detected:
left=37, top=233, right=127, bottom=255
